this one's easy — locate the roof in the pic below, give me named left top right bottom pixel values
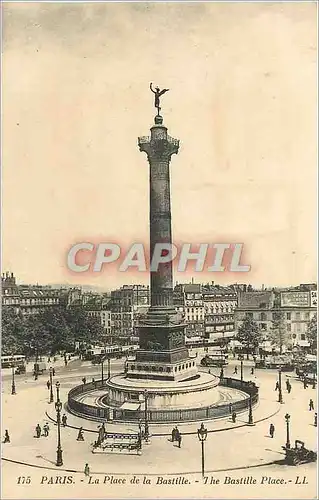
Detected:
left=238, top=291, right=274, bottom=309
left=184, top=284, right=202, bottom=293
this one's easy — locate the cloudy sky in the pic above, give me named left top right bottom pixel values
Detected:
left=2, top=2, right=317, bottom=289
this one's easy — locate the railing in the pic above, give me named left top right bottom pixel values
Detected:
left=67, top=377, right=259, bottom=423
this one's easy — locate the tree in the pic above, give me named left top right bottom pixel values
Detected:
left=66, top=306, right=104, bottom=346
left=1, top=308, right=25, bottom=355
left=22, top=314, right=55, bottom=358
left=268, top=311, right=289, bottom=354
left=2, top=303, right=105, bottom=358
left=237, top=315, right=262, bottom=359
left=306, top=313, right=317, bottom=353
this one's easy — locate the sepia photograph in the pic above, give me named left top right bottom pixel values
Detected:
left=1, top=1, right=317, bottom=499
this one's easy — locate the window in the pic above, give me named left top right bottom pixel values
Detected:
left=292, top=334, right=297, bottom=339
left=287, top=324, right=291, bottom=332
left=300, top=334, right=306, bottom=341
left=260, top=323, right=267, bottom=330
left=305, top=312, right=310, bottom=320
left=295, top=312, right=301, bottom=320
left=286, top=312, right=291, bottom=320
left=260, top=312, right=266, bottom=321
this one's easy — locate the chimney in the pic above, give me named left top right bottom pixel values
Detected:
left=191, top=277, right=194, bottom=284
left=211, top=281, right=214, bottom=286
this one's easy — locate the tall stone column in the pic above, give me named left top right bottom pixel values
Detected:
left=134, top=113, right=192, bottom=377
left=138, top=115, right=178, bottom=312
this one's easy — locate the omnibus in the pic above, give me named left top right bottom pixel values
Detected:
left=1, top=355, right=26, bottom=368
left=200, top=350, right=229, bottom=367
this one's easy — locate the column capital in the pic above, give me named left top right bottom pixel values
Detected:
left=138, top=135, right=179, bottom=162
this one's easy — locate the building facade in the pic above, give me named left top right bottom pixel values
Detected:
left=1, top=272, right=65, bottom=315
left=202, top=284, right=237, bottom=343
left=110, top=285, right=150, bottom=344
left=234, top=287, right=317, bottom=348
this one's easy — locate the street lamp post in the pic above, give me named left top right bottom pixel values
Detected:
left=219, top=367, right=224, bottom=379
left=49, top=367, right=54, bottom=403
left=248, top=394, right=254, bottom=425
left=285, top=413, right=291, bottom=449
left=34, top=346, right=39, bottom=381
left=312, top=372, right=316, bottom=389
left=278, top=368, right=283, bottom=404
left=240, top=360, right=243, bottom=383
left=138, top=418, right=143, bottom=438
left=107, top=357, right=111, bottom=380
left=197, top=423, right=208, bottom=478
left=101, top=357, right=104, bottom=383
left=11, top=357, right=16, bottom=395
left=144, top=389, right=149, bottom=442
left=55, top=382, right=63, bottom=466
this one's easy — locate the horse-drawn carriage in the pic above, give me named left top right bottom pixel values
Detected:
left=282, top=440, right=317, bottom=465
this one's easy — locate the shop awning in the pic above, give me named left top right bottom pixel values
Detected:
left=119, top=402, right=141, bottom=411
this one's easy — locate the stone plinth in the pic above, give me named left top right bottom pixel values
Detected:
left=103, top=371, right=220, bottom=410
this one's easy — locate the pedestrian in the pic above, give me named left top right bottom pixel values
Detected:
left=232, top=411, right=237, bottom=423
left=82, top=377, right=86, bottom=385
left=97, top=425, right=104, bottom=446
left=64, top=359, right=67, bottom=367
left=46, top=380, right=51, bottom=390
left=84, top=463, right=90, bottom=477
left=314, top=413, right=317, bottom=427
left=52, top=368, right=55, bottom=376
left=251, top=367, right=254, bottom=375
left=309, top=399, right=314, bottom=411
left=269, top=423, right=275, bottom=438
left=228, top=403, right=233, bottom=414
left=171, top=427, right=176, bottom=442
left=177, top=431, right=182, bottom=448
left=53, top=356, right=57, bottom=363
left=3, top=430, right=10, bottom=443
left=35, top=424, right=41, bottom=438
left=304, top=378, right=308, bottom=389
left=275, top=381, right=279, bottom=391
left=43, top=423, right=49, bottom=437
left=68, top=355, right=71, bottom=361
left=47, top=357, right=51, bottom=363
left=77, top=427, right=84, bottom=441
left=287, top=383, right=292, bottom=394
left=100, top=423, right=106, bottom=441
left=208, top=369, right=211, bottom=374
left=62, top=414, right=67, bottom=427
left=286, top=379, right=290, bottom=391
left=92, top=377, right=95, bottom=385
left=233, top=366, right=238, bottom=375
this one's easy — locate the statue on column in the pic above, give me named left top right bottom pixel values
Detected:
left=150, top=83, right=169, bottom=115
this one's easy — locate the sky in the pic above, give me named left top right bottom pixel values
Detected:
left=2, top=1, right=317, bottom=290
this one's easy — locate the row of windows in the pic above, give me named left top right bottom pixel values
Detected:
left=129, top=361, right=196, bottom=373
left=246, top=311, right=312, bottom=321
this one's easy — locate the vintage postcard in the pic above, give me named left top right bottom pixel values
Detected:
left=1, top=1, right=317, bottom=499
